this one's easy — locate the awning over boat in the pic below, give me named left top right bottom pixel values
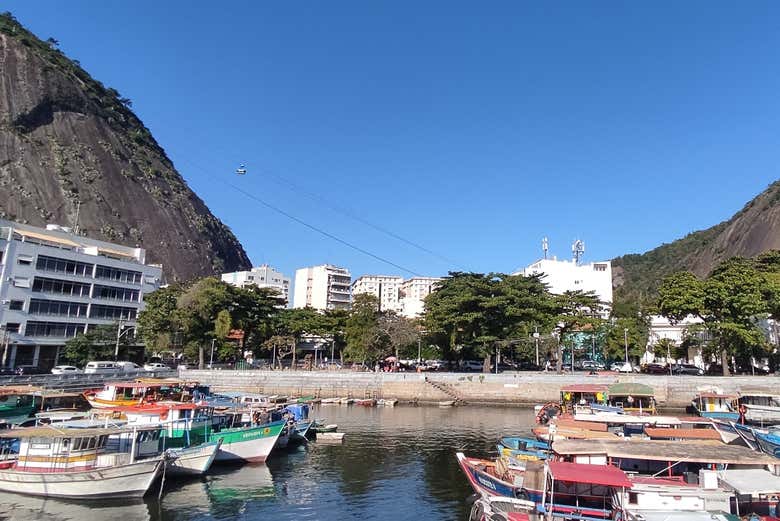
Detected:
left=643, top=427, right=723, bottom=440
left=696, top=392, right=737, bottom=399
left=607, top=383, right=654, bottom=397
left=0, top=385, right=44, bottom=396
left=547, top=461, right=632, bottom=488
left=560, top=384, right=609, bottom=393
left=0, top=425, right=158, bottom=438
left=553, top=439, right=779, bottom=465
left=718, top=469, right=780, bottom=495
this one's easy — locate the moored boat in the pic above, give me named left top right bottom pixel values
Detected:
left=456, top=452, right=542, bottom=501
left=737, top=390, right=780, bottom=426
left=497, top=436, right=550, bottom=461
left=167, top=438, right=222, bottom=476
left=692, top=388, right=740, bottom=421
left=0, top=426, right=166, bottom=499
left=605, top=383, right=656, bottom=415
left=354, top=399, right=376, bottom=407
left=210, top=420, right=286, bottom=463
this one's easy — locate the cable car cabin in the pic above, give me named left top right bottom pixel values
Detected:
left=606, top=383, right=656, bottom=415
left=236, top=165, right=247, bottom=175
left=559, top=384, right=609, bottom=414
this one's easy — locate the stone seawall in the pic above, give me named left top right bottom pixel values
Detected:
left=179, top=370, right=780, bottom=408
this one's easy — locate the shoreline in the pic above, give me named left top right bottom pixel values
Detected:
left=180, top=369, right=772, bottom=409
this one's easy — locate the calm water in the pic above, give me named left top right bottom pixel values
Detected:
left=0, top=405, right=537, bottom=521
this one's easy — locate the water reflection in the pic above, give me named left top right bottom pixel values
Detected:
left=1, top=405, right=536, bottom=521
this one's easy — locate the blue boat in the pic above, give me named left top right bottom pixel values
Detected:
left=284, top=404, right=313, bottom=441
left=753, top=428, right=780, bottom=458
left=455, top=452, right=544, bottom=502
left=497, top=436, right=549, bottom=461
left=692, top=391, right=740, bottom=421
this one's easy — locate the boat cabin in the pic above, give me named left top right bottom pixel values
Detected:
left=559, top=384, right=609, bottom=414
left=619, top=474, right=732, bottom=514
left=606, top=383, right=656, bottom=415
left=0, top=425, right=162, bottom=471
left=539, top=461, right=631, bottom=520
left=552, top=438, right=779, bottom=478
left=693, top=392, right=739, bottom=421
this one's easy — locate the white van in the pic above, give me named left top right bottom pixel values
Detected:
left=116, top=361, right=143, bottom=373
left=84, top=361, right=120, bottom=374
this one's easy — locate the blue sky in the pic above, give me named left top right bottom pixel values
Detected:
left=7, top=2, right=780, bottom=279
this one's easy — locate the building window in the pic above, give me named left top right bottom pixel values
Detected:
left=36, top=255, right=93, bottom=277
left=9, top=300, right=23, bottom=311
left=17, top=257, right=32, bottom=266
left=92, top=284, right=139, bottom=302
left=32, top=277, right=91, bottom=297
left=25, top=321, right=84, bottom=338
left=4, top=323, right=20, bottom=334
left=593, top=264, right=607, bottom=272
left=29, top=299, right=88, bottom=318
left=94, top=265, right=142, bottom=284
left=89, top=304, right=137, bottom=320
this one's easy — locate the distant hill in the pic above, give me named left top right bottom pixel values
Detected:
left=0, top=13, right=251, bottom=280
left=613, top=180, right=780, bottom=304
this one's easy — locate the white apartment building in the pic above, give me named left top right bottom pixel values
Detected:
left=0, top=220, right=163, bottom=370
left=351, top=275, right=404, bottom=313
left=399, top=277, right=441, bottom=318
left=514, top=258, right=613, bottom=306
left=293, top=265, right=351, bottom=311
left=221, top=264, right=291, bottom=305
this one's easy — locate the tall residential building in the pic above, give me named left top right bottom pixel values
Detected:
left=399, top=277, right=441, bottom=318
left=514, top=258, right=613, bottom=306
left=0, top=220, right=163, bottom=370
left=351, top=275, right=404, bottom=313
left=221, top=264, right=291, bottom=305
left=293, top=265, right=351, bottom=311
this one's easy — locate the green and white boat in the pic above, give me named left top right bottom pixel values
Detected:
left=209, top=420, right=286, bottom=463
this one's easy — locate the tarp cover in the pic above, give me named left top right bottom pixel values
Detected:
left=548, top=461, right=632, bottom=488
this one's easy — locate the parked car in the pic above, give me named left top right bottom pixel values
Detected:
left=116, top=361, right=143, bottom=372
left=615, top=362, right=639, bottom=373
left=461, top=360, right=485, bottom=372
left=143, top=362, right=169, bottom=371
left=425, top=360, right=445, bottom=371
left=641, top=363, right=669, bottom=375
left=672, top=363, right=704, bottom=376
left=51, top=365, right=80, bottom=375
left=84, top=361, right=120, bottom=374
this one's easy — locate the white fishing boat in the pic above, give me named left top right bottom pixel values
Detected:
left=619, top=472, right=732, bottom=513
left=0, top=426, right=166, bottom=499
left=737, top=390, right=780, bottom=425
left=168, top=438, right=222, bottom=476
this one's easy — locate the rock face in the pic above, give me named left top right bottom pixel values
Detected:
left=0, top=13, right=251, bottom=281
left=613, top=180, right=780, bottom=301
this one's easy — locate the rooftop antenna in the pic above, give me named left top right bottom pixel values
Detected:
left=572, top=239, right=585, bottom=265
left=542, top=237, right=549, bottom=260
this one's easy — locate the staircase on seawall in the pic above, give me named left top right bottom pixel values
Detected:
left=424, top=377, right=466, bottom=405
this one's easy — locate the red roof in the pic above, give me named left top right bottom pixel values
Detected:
left=548, top=462, right=632, bottom=488
left=560, top=384, right=609, bottom=393
left=507, top=514, right=531, bottom=521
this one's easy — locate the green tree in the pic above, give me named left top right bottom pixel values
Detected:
left=63, top=324, right=133, bottom=366
left=136, top=283, right=184, bottom=353
left=344, top=294, right=388, bottom=364
left=552, top=291, right=604, bottom=372
left=657, top=271, right=704, bottom=324
left=379, top=313, right=420, bottom=364
left=603, top=316, right=647, bottom=364
left=233, top=285, right=284, bottom=354
left=176, top=278, right=236, bottom=367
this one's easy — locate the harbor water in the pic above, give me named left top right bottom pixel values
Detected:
left=0, top=405, right=535, bottom=521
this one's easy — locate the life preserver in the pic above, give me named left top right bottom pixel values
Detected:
left=514, top=488, right=529, bottom=501
left=159, top=409, right=169, bottom=421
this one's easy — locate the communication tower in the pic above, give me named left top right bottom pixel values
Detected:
left=572, top=239, right=585, bottom=265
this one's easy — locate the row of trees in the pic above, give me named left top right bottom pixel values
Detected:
left=657, top=251, right=780, bottom=375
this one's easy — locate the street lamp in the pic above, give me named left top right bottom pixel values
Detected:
left=623, top=328, right=629, bottom=365
left=533, top=326, right=540, bottom=367
left=114, top=319, right=134, bottom=361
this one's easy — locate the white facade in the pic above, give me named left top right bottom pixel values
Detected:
left=293, top=265, right=351, bottom=311
left=0, top=220, right=163, bottom=370
left=399, top=277, right=441, bottom=318
left=221, top=265, right=291, bottom=305
left=351, top=275, right=403, bottom=313
left=514, top=258, right=613, bottom=305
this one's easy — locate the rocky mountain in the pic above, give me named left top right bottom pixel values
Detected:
left=0, top=13, right=251, bottom=281
left=613, top=179, right=780, bottom=303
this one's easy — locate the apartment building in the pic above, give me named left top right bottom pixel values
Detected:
left=0, top=220, right=163, bottom=369
left=515, top=258, right=613, bottom=306
left=221, top=264, right=291, bottom=305
left=399, top=277, right=441, bottom=318
left=293, top=265, right=351, bottom=311
left=351, top=275, right=404, bottom=313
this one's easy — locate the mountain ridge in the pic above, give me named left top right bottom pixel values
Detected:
left=0, top=12, right=252, bottom=280
left=612, top=179, right=780, bottom=303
